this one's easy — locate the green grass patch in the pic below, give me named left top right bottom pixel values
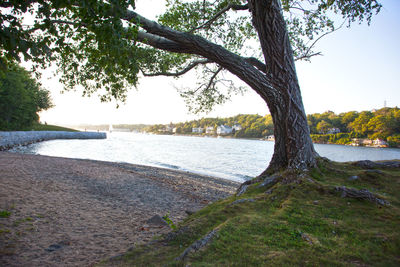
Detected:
left=25, top=122, right=78, bottom=132
left=0, top=210, right=11, bottom=218
left=101, top=160, right=400, bottom=266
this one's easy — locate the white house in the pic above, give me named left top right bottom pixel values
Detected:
left=232, top=124, right=242, bottom=131
left=217, top=125, right=233, bottom=135
left=373, top=139, right=388, bottom=147
left=205, top=126, right=214, bottom=134
left=192, top=127, right=204, bottom=133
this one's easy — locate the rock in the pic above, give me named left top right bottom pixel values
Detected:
left=45, top=244, right=62, bottom=252
left=185, top=210, right=195, bottom=215
left=45, top=240, right=70, bottom=252
left=313, top=200, right=319, bottom=205
left=301, top=233, right=313, bottom=244
left=146, top=215, right=169, bottom=226
left=352, top=160, right=379, bottom=169
left=348, top=175, right=359, bottom=181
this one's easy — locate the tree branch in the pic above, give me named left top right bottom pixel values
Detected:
left=204, top=66, right=223, bottom=91
left=136, top=31, right=195, bottom=54
left=294, top=21, right=344, bottom=61
left=188, top=3, right=249, bottom=33
left=245, top=57, right=266, bottom=73
left=294, top=52, right=322, bottom=61
left=140, top=59, right=212, bottom=77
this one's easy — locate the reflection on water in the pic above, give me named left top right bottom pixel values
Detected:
left=9, top=132, right=400, bottom=182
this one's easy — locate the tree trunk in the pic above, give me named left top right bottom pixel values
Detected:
left=248, top=0, right=317, bottom=173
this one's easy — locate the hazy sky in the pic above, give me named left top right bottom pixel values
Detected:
left=36, top=0, right=400, bottom=126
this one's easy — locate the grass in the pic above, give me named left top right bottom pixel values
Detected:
left=27, top=122, right=78, bottom=132
left=102, top=159, right=400, bottom=266
left=0, top=210, right=11, bottom=218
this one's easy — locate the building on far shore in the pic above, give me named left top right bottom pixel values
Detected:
left=192, top=127, right=204, bottom=134
left=350, top=138, right=388, bottom=148
left=232, top=124, right=242, bottom=131
left=217, top=125, right=233, bottom=135
left=373, top=139, right=388, bottom=148
left=205, top=126, right=215, bottom=134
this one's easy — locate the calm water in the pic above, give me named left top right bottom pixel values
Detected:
left=9, top=132, right=400, bottom=182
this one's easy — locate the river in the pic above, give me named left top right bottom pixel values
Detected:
left=9, top=132, right=400, bottom=182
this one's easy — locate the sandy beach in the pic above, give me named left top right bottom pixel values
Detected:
left=0, top=152, right=239, bottom=266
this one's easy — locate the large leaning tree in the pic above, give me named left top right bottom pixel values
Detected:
left=0, top=0, right=381, bottom=173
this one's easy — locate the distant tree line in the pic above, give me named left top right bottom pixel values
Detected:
left=145, top=108, right=400, bottom=147
left=0, top=64, right=53, bottom=130
left=146, top=114, right=275, bottom=138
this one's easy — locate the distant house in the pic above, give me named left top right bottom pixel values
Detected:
left=266, top=135, right=275, bottom=141
left=373, top=139, right=388, bottom=148
left=217, top=125, right=233, bottom=135
left=232, top=124, right=242, bottom=131
left=165, top=125, right=174, bottom=132
left=362, top=139, right=373, bottom=146
left=327, top=128, right=340, bottom=134
left=172, top=127, right=177, bottom=133
left=192, top=127, right=204, bottom=134
left=350, top=138, right=364, bottom=146
left=205, top=126, right=214, bottom=134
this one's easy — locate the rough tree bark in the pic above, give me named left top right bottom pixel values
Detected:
left=248, top=0, right=317, bottom=173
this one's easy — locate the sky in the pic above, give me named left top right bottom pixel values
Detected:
left=35, top=0, right=400, bottom=126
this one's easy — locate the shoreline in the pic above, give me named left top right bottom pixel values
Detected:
left=0, top=152, right=239, bottom=267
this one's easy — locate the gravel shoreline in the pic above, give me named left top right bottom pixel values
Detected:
left=0, top=152, right=239, bottom=266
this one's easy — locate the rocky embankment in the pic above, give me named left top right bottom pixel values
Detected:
left=0, top=131, right=106, bottom=150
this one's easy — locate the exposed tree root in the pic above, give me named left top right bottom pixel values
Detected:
left=236, top=174, right=281, bottom=196
left=175, top=229, right=218, bottom=261
left=334, top=186, right=389, bottom=206
left=353, top=160, right=400, bottom=169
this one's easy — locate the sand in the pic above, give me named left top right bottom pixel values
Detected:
left=0, top=152, right=239, bottom=266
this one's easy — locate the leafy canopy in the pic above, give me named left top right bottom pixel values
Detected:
left=0, top=63, right=53, bottom=130
left=0, top=0, right=381, bottom=111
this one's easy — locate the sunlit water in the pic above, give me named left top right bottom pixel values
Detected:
left=9, top=132, right=400, bottom=182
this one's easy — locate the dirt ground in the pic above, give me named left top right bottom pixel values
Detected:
left=0, top=152, right=239, bottom=266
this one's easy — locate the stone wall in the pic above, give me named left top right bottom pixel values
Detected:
left=0, top=131, right=107, bottom=150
